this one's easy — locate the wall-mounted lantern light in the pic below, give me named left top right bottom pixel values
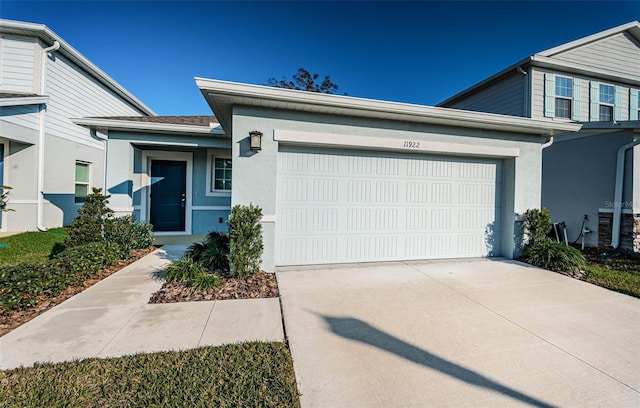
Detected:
left=249, top=131, right=263, bottom=151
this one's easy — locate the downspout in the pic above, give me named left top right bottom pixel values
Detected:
left=610, top=137, right=640, bottom=248
left=541, top=135, right=554, bottom=149
left=36, top=40, right=60, bottom=231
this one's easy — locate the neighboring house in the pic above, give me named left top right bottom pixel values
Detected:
left=439, top=21, right=640, bottom=252
left=76, top=79, right=578, bottom=271
left=0, top=19, right=154, bottom=232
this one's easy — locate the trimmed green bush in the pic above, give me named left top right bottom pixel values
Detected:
left=64, top=188, right=114, bottom=247
left=228, top=204, right=264, bottom=278
left=163, top=257, right=208, bottom=283
left=522, top=208, right=553, bottom=247
left=524, top=239, right=586, bottom=274
left=184, top=231, right=229, bottom=271
left=104, top=215, right=153, bottom=257
left=53, top=241, right=122, bottom=278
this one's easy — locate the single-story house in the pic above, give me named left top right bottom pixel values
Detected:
left=75, top=79, right=579, bottom=271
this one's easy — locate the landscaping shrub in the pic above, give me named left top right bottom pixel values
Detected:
left=227, top=204, right=264, bottom=278
left=190, top=273, right=224, bottom=291
left=53, top=241, right=122, bottom=278
left=524, top=239, right=586, bottom=274
left=1, top=185, right=13, bottom=213
left=163, top=257, right=208, bottom=283
left=184, top=231, right=230, bottom=270
left=64, top=188, right=114, bottom=247
left=104, top=215, right=154, bottom=256
left=523, top=208, right=553, bottom=247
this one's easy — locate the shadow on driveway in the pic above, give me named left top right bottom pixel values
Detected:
left=316, top=313, right=557, bottom=408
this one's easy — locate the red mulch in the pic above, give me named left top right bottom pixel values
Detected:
left=0, top=247, right=158, bottom=337
left=149, top=271, right=279, bottom=303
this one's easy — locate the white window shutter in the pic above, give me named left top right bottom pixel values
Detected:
left=572, top=78, right=582, bottom=121
left=630, top=89, right=639, bottom=121
left=589, top=81, right=599, bottom=121
left=614, top=86, right=623, bottom=121
left=544, top=73, right=555, bottom=117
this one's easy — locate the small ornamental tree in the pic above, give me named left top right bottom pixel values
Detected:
left=227, top=204, right=264, bottom=278
left=522, top=208, right=553, bottom=248
left=64, top=188, right=114, bottom=247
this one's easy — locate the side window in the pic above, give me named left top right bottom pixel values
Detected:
left=75, top=161, right=90, bottom=204
left=206, top=149, right=232, bottom=196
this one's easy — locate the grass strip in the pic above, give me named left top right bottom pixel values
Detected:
left=0, top=342, right=300, bottom=408
left=0, top=228, right=66, bottom=267
left=582, top=264, right=640, bottom=298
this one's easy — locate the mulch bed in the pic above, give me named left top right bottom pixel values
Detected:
left=0, top=246, right=158, bottom=337
left=149, top=271, right=279, bottom=303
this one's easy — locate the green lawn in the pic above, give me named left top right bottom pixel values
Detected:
left=0, top=342, right=300, bottom=408
left=0, top=228, right=66, bottom=267
left=582, top=252, right=640, bottom=298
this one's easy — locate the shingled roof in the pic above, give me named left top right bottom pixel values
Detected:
left=96, top=116, right=218, bottom=127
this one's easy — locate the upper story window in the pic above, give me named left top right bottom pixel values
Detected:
left=75, top=161, right=90, bottom=204
left=554, top=76, right=573, bottom=118
left=599, top=84, right=614, bottom=122
left=544, top=73, right=581, bottom=120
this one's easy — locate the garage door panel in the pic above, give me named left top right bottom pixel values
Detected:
left=276, top=147, right=502, bottom=265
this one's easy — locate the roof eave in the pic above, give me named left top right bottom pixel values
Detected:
left=71, top=117, right=226, bottom=136
left=0, top=95, right=49, bottom=106
left=538, top=21, right=640, bottom=57
left=0, top=19, right=156, bottom=116
left=196, top=78, right=581, bottom=137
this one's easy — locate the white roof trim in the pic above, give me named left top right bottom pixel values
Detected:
left=538, top=21, right=640, bottom=57
left=196, top=78, right=581, bottom=136
left=0, top=19, right=156, bottom=116
left=71, top=117, right=226, bottom=136
left=0, top=95, right=49, bottom=106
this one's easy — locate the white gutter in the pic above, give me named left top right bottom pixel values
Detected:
left=36, top=40, right=60, bottom=231
left=541, top=136, right=554, bottom=149
left=610, top=137, right=640, bottom=248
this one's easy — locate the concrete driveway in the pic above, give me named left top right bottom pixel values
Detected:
left=277, top=259, right=640, bottom=408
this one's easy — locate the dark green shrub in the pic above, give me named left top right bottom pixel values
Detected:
left=190, top=273, right=224, bottom=291
left=164, top=257, right=208, bottom=283
left=104, top=215, right=154, bottom=257
left=524, top=239, right=586, bottom=274
left=184, top=231, right=230, bottom=270
left=227, top=204, right=264, bottom=278
left=53, top=241, right=122, bottom=278
left=64, top=188, right=114, bottom=247
left=522, top=208, right=553, bottom=248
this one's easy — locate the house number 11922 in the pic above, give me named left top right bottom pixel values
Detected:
left=403, top=140, right=420, bottom=148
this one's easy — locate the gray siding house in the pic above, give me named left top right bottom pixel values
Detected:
left=0, top=20, right=154, bottom=232
left=439, top=21, right=640, bottom=253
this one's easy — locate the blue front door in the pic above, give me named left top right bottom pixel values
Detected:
left=150, top=160, right=186, bottom=232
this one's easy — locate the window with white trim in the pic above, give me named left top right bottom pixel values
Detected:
left=205, top=149, right=232, bottom=196
left=554, top=76, right=572, bottom=118
left=599, top=84, right=614, bottom=122
left=75, top=161, right=90, bottom=204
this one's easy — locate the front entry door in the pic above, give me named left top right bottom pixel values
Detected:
left=150, top=160, right=186, bottom=232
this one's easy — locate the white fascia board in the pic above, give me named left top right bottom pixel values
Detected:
left=71, top=117, right=226, bottom=136
left=0, top=19, right=156, bottom=116
left=196, top=77, right=581, bottom=136
left=0, top=96, right=49, bottom=106
left=530, top=55, right=640, bottom=85
left=537, top=21, right=640, bottom=57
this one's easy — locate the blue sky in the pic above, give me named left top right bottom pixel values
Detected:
left=2, top=1, right=639, bottom=115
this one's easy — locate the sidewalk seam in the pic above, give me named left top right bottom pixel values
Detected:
left=198, top=301, right=216, bottom=347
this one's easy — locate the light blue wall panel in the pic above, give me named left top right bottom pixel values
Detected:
left=192, top=210, right=230, bottom=234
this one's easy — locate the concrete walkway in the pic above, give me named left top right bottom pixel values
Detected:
left=1, top=245, right=283, bottom=370
left=278, top=259, right=640, bottom=408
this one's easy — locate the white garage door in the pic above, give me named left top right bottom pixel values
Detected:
left=276, top=147, right=502, bottom=266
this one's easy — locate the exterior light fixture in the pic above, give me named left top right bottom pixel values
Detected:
left=249, top=131, right=263, bottom=150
